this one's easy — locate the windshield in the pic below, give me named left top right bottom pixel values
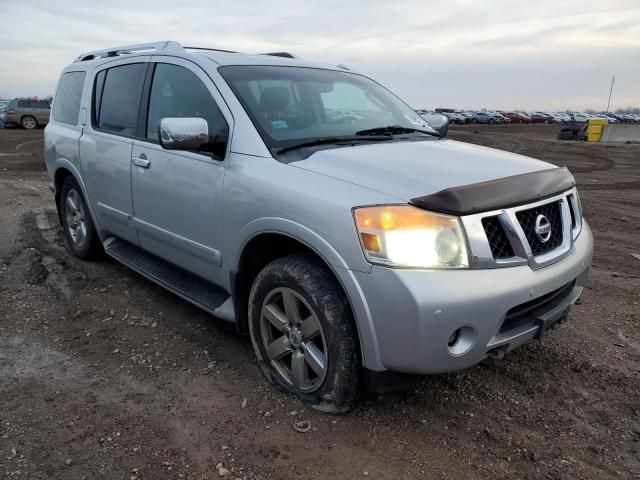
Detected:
left=218, top=65, right=435, bottom=150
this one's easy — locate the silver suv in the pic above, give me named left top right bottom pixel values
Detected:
left=45, top=41, right=593, bottom=412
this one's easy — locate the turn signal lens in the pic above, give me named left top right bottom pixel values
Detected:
left=354, top=205, right=469, bottom=269
left=361, top=232, right=381, bottom=252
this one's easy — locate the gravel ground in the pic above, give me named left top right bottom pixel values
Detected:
left=0, top=125, right=638, bottom=479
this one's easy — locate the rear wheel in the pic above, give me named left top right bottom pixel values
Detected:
left=60, top=177, right=103, bottom=260
left=249, top=255, right=361, bottom=413
left=489, top=118, right=496, bottom=124
left=21, top=116, right=37, bottom=129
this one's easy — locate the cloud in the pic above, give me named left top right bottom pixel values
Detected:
left=0, top=0, right=638, bottom=110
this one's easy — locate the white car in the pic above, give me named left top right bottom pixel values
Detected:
left=572, top=113, right=591, bottom=123
left=553, top=113, right=572, bottom=123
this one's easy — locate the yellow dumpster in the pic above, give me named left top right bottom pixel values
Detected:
left=587, top=117, right=607, bottom=142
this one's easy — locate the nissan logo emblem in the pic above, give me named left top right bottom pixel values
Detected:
left=534, top=214, right=552, bottom=243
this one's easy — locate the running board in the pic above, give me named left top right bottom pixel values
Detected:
left=103, top=237, right=234, bottom=322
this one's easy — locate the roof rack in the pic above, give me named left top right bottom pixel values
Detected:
left=73, top=41, right=299, bottom=63
left=74, top=40, right=184, bottom=62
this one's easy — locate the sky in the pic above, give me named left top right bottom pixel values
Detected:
left=0, top=0, right=638, bottom=111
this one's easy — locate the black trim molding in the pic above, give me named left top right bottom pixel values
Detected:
left=410, top=167, right=576, bottom=215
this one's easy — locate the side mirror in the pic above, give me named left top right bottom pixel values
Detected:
left=159, top=117, right=209, bottom=151
left=420, top=113, right=449, bottom=137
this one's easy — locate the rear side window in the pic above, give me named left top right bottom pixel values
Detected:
left=52, top=72, right=85, bottom=125
left=35, top=100, right=51, bottom=109
left=18, top=100, right=29, bottom=108
left=94, top=63, right=146, bottom=136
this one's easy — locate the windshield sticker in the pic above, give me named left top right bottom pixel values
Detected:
left=404, top=114, right=430, bottom=128
left=270, top=120, right=288, bottom=129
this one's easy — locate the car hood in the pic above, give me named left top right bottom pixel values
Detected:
left=290, top=139, right=554, bottom=202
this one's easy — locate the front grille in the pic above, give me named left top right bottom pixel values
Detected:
left=482, top=216, right=514, bottom=259
left=499, top=280, right=576, bottom=334
left=516, top=201, right=563, bottom=256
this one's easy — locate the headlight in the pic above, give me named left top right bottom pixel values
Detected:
left=353, top=205, right=469, bottom=269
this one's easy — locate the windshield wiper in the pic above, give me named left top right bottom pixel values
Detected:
left=355, top=125, right=440, bottom=138
left=276, top=135, right=394, bottom=154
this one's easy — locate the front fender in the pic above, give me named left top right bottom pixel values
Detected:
left=233, top=218, right=384, bottom=371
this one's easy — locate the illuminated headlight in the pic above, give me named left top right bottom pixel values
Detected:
left=353, top=205, right=470, bottom=269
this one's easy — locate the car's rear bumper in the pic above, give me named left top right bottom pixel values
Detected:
left=352, top=222, right=593, bottom=375
left=4, top=114, right=19, bottom=125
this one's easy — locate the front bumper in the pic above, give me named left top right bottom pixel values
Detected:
left=353, top=221, right=593, bottom=375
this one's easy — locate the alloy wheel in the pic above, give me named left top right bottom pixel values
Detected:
left=260, top=287, right=328, bottom=392
left=65, top=188, right=87, bottom=247
left=22, top=117, right=36, bottom=129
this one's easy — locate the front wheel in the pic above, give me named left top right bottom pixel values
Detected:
left=248, top=255, right=361, bottom=413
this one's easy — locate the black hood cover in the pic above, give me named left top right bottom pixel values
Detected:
left=410, top=167, right=576, bottom=215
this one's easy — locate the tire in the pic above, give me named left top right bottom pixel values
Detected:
left=489, top=118, right=496, bottom=124
left=248, top=255, right=361, bottom=413
left=21, top=116, right=37, bottom=130
left=471, top=119, right=478, bottom=124
left=59, top=177, right=103, bottom=260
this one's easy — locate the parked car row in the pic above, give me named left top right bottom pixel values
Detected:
left=0, top=98, right=51, bottom=129
left=417, top=108, right=640, bottom=126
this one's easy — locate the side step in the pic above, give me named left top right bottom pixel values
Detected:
left=103, top=237, right=235, bottom=322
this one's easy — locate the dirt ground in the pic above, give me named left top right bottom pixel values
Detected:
left=0, top=125, right=638, bottom=479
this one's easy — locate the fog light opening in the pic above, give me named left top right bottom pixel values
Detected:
left=447, top=326, right=476, bottom=356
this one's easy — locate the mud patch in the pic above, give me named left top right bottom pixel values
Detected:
left=19, top=208, right=72, bottom=299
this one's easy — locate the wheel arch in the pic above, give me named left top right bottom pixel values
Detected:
left=52, top=164, right=102, bottom=238
left=21, top=115, right=38, bottom=128
left=231, top=224, right=382, bottom=370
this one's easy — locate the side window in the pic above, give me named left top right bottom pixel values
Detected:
left=18, top=100, right=29, bottom=108
left=94, top=63, right=146, bottom=136
left=146, top=63, right=228, bottom=146
left=52, top=71, right=85, bottom=125
left=93, top=70, right=106, bottom=125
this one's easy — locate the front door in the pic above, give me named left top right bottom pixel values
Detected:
left=131, top=58, right=232, bottom=284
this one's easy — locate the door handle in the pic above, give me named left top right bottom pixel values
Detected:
left=133, top=154, right=150, bottom=169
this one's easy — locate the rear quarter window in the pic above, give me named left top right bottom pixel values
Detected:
left=18, top=100, right=29, bottom=108
left=52, top=72, right=86, bottom=125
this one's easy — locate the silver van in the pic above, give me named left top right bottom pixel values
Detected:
left=45, top=41, right=593, bottom=412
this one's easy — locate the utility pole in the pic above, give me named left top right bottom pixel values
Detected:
left=606, top=76, right=615, bottom=113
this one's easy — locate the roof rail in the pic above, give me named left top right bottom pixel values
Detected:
left=183, top=46, right=238, bottom=54
left=74, top=41, right=184, bottom=62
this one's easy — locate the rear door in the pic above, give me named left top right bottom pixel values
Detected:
left=79, top=58, right=151, bottom=245
left=130, top=58, right=232, bottom=283
left=34, top=100, right=51, bottom=125
left=18, top=99, right=31, bottom=119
